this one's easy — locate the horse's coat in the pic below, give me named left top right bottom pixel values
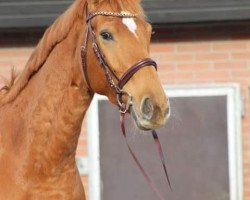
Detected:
left=0, top=0, right=169, bottom=199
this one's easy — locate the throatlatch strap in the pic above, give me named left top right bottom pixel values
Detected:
left=120, top=113, right=172, bottom=200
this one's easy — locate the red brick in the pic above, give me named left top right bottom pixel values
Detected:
left=213, top=42, right=247, bottom=51
left=77, top=140, right=87, bottom=146
left=151, top=44, right=175, bottom=53
left=159, top=64, right=176, bottom=72
left=194, top=70, right=231, bottom=81
left=195, top=53, right=229, bottom=61
left=243, top=143, right=250, bottom=153
left=244, top=163, right=250, bottom=171
left=0, top=48, right=32, bottom=58
left=177, top=43, right=211, bottom=52
left=76, top=149, right=87, bottom=157
left=231, top=52, right=250, bottom=59
left=81, top=176, right=89, bottom=198
left=245, top=181, right=250, bottom=189
left=232, top=70, right=250, bottom=78
left=158, top=53, right=194, bottom=63
left=177, top=62, right=211, bottom=71
left=214, top=61, right=247, bottom=69
left=0, top=60, right=13, bottom=67
left=245, top=191, right=250, bottom=199
left=160, top=71, right=194, bottom=81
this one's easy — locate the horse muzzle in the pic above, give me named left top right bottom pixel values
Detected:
left=130, top=97, right=170, bottom=131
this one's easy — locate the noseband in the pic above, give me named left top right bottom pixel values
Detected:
left=81, top=7, right=171, bottom=200
left=81, top=8, right=157, bottom=113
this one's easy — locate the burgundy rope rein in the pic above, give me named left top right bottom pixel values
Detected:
left=81, top=7, right=171, bottom=199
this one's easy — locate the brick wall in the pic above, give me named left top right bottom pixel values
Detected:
left=0, top=23, right=250, bottom=199
left=151, top=24, right=250, bottom=200
left=152, top=39, right=250, bottom=198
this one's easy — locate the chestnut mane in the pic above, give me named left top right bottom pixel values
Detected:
left=0, top=0, right=144, bottom=107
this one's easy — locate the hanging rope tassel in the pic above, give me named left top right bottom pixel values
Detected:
left=120, top=112, right=172, bottom=200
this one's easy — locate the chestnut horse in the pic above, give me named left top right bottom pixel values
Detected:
left=0, top=0, right=170, bottom=199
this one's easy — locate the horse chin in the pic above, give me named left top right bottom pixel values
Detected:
left=130, top=105, right=165, bottom=131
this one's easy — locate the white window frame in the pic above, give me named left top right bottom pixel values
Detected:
left=86, top=84, right=243, bottom=200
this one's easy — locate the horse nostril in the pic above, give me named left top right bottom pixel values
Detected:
left=141, top=97, right=154, bottom=120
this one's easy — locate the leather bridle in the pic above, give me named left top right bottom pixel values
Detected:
left=81, top=8, right=157, bottom=113
left=81, top=7, right=171, bottom=200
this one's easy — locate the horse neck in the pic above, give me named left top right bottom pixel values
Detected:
left=2, top=15, right=93, bottom=176
left=33, top=26, right=92, bottom=168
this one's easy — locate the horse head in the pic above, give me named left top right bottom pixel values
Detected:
left=84, top=0, right=170, bottom=130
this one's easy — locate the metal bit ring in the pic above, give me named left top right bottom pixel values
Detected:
left=117, top=90, right=133, bottom=114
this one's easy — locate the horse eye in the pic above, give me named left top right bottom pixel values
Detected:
left=100, top=32, right=113, bottom=41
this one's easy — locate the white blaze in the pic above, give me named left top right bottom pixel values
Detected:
left=121, top=11, right=137, bottom=37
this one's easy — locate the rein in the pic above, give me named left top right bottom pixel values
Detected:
left=81, top=7, right=171, bottom=199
